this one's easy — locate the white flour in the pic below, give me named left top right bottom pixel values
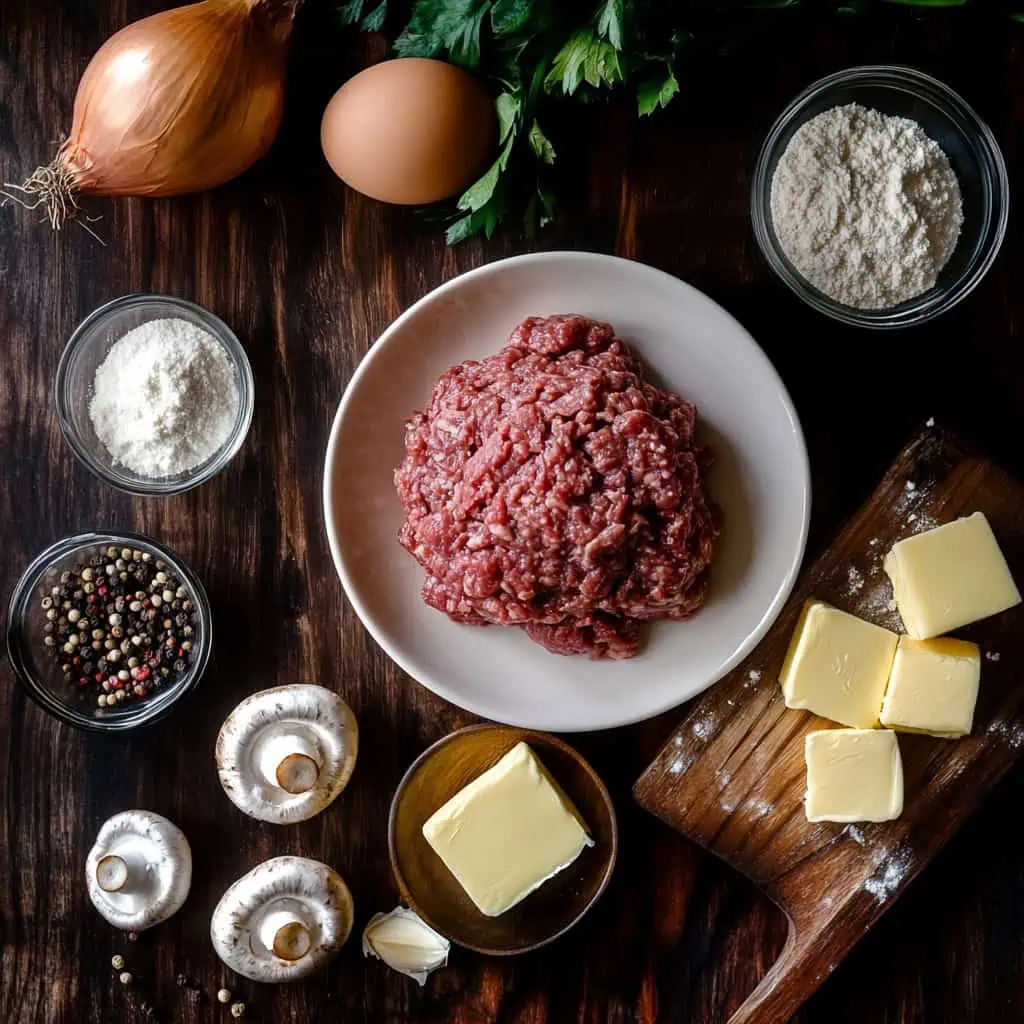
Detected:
left=89, top=318, right=240, bottom=478
left=770, top=103, right=963, bottom=309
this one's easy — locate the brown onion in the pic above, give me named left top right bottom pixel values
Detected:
left=4, top=0, right=298, bottom=227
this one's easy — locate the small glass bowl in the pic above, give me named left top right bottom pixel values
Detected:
left=751, top=66, right=1009, bottom=329
left=6, top=531, right=212, bottom=733
left=56, top=294, right=255, bottom=495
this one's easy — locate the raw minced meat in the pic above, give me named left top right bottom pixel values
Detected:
left=394, top=314, right=721, bottom=659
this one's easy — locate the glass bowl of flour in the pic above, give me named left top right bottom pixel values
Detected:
left=56, top=295, right=255, bottom=495
left=751, top=66, right=1008, bottom=329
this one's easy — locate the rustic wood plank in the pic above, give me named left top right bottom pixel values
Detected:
left=635, top=426, right=1024, bottom=1023
left=1, top=1, right=1023, bottom=1022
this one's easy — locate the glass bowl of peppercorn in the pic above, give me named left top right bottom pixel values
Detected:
left=5, top=531, right=211, bottom=732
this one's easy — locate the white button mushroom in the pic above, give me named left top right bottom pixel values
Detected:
left=210, top=856, right=354, bottom=983
left=216, top=684, right=357, bottom=824
left=86, top=810, right=192, bottom=931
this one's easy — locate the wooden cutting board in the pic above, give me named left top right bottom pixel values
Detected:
left=634, top=425, right=1024, bottom=1024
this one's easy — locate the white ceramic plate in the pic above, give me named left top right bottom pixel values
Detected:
left=324, top=253, right=809, bottom=731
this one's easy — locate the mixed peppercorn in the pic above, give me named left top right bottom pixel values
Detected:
left=40, top=546, right=197, bottom=707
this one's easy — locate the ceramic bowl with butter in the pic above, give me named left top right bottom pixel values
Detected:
left=389, top=725, right=617, bottom=955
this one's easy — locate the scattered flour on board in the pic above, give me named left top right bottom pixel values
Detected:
left=863, top=845, right=914, bottom=902
left=988, top=718, right=1024, bottom=750
left=821, top=896, right=834, bottom=910
left=674, top=735, right=684, bottom=746
left=692, top=713, right=717, bottom=742
left=669, top=755, right=694, bottom=775
left=910, top=512, right=939, bottom=534
left=857, top=579, right=904, bottom=631
left=816, top=963, right=839, bottom=983
left=892, top=475, right=935, bottom=519
left=745, top=669, right=763, bottom=689
left=985, top=650, right=1001, bottom=663
left=846, top=565, right=865, bottom=595
left=749, top=798, right=775, bottom=820
left=869, top=537, right=879, bottom=547
left=845, top=825, right=868, bottom=846
left=717, top=771, right=732, bottom=786
left=721, top=798, right=737, bottom=814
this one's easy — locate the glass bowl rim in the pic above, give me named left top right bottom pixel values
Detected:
left=54, top=293, right=255, bottom=496
left=6, top=530, right=213, bottom=733
left=750, top=64, right=1010, bottom=329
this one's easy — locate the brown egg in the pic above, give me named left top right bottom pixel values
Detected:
left=320, top=58, right=497, bottom=206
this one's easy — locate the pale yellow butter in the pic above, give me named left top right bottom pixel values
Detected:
left=421, top=742, right=593, bottom=917
left=804, top=728, right=904, bottom=823
left=884, top=512, right=1021, bottom=639
left=880, top=636, right=980, bottom=737
left=779, top=601, right=898, bottom=728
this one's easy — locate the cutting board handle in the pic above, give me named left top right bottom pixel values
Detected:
left=727, top=919, right=833, bottom=1024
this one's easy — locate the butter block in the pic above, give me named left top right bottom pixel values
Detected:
left=421, top=742, right=593, bottom=917
left=804, top=729, right=904, bottom=823
left=880, top=636, right=980, bottom=737
left=884, top=512, right=1021, bottom=639
left=780, top=600, right=898, bottom=728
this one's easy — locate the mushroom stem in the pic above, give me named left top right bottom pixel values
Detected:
left=260, top=909, right=312, bottom=961
left=96, top=854, right=133, bottom=893
left=258, top=734, right=321, bottom=794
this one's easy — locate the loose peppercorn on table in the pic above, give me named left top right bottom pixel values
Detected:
left=2, top=3, right=1024, bottom=1023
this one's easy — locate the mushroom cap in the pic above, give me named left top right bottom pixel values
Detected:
left=210, top=856, right=354, bottom=983
left=85, top=810, right=192, bottom=931
left=216, top=684, right=358, bottom=824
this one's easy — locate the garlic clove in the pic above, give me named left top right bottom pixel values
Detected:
left=362, top=907, right=450, bottom=986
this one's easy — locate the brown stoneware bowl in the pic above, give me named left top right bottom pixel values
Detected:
left=388, top=724, right=617, bottom=955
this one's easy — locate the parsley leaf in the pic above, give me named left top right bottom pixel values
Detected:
left=395, top=0, right=492, bottom=67
left=528, top=119, right=556, bottom=164
left=637, top=70, right=679, bottom=115
left=337, top=0, right=388, bottom=30
left=491, top=0, right=533, bottom=35
left=596, top=0, right=625, bottom=50
left=544, top=28, right=623, bottom=95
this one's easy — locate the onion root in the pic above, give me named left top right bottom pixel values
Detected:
left=2, top=162, right=105, bottom=241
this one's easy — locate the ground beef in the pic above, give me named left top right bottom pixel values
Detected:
left=394, top=314, right=721, bottom=659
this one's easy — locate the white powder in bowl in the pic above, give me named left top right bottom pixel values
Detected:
left=770, top=103, right=963, bottom=310
left=88, top=317, right=240, bottom=478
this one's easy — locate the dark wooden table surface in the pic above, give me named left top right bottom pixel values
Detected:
left=2, top=3, right=1023, bottom=1022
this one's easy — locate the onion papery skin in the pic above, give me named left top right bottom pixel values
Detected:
left=59, top=0, right=296, bottom=197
